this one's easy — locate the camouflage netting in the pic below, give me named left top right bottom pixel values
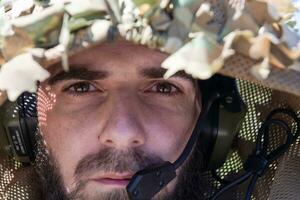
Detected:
left=0, top=79, right=300, bottom=200
left=0, top=0, right=299, bottom=103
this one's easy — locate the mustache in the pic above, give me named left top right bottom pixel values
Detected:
left=74, top=148, right=164, bottom=180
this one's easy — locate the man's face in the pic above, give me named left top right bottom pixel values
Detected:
left=37, top=40, right=201, bottom=199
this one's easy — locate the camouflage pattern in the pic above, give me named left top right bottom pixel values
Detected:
left=0, top=0, right=299, bottom=103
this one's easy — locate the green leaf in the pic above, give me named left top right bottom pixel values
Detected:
left=133, top=0, right=158, bottom=7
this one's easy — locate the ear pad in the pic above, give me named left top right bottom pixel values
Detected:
left=198, top=75, right=247, bottom=170
left=0, top=93, right=38, bottom=164
left=18, top=93, right=38, bottom=162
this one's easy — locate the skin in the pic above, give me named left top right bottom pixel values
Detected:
left=37, top=40, right=201, bottom=199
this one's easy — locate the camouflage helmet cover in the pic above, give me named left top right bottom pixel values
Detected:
left=0, top=0, right=299, bottom=103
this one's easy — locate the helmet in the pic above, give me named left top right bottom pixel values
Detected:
left=0, top=0, right=300, bottom=199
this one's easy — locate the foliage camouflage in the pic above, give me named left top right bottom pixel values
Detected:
left=0, top=0, right=299, bottom=103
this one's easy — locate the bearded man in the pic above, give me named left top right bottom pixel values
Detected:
left=35, top=40, right=205, bottom=200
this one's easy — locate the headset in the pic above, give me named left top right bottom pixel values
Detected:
left=198, top=75, right=247, bottom=170
left=0, top=92, right=38, bottom=164
left=0, top=74, right=247, bottom=198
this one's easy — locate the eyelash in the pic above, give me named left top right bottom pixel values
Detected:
left=63, top=81, right=181, bottom=97
left=146, top=81, right=181, bottom=96
left=63, top=81, right=99, bottom=96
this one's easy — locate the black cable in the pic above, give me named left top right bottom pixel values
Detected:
left=211, top=170, right=231, bottom=185
left=173, top=92, right=220, bottom=169
left=210, top=108, right=300, bottom=200
left=245, top=175, right=258, bottom=200
left=211, top=172, right=252, bottom=200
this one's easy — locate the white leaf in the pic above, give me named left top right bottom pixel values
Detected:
left=11, top=0, right=34, bottom=18
left=65, top=0, right=107, bottom=17
left=229, top=0, right=245, bottom=20
left=59, top=14, right=71, bottom=71
left=0, top=7, right=13, bottom=36
left=162, top=33, right=224, bottom=80
left=0, top=53, right=50, bottom=101
left=90, top=19, right=112, bottom=42
left=250, top=57, right=271, bottom=80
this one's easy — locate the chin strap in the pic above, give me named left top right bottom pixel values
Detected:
left=126, top=93, right=220, bottom=200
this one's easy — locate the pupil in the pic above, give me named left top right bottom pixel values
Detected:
left=75, top=83, right=89, bottom=92
left=157, top=83, right=171, bottom=93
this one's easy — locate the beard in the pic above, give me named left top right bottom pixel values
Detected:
left=34, top=130, right=206, bottom=200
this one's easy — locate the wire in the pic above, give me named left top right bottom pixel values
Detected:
left=245, top=175, right=258, bottom=200
left=173, top=92, right=220, bottom=169
left=210, top=108, right=300, bottom=200
left=211, top=170, right=231, bottom=185
left=211, top=172, right=252, bottom=200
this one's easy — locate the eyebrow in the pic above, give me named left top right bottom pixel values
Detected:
left=140, top=68, right=194, bottom=82
left=48, top=66, right=109, bottom=85
left=47, top=65, right=195, bottom=85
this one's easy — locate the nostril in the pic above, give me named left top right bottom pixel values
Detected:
left=132, top=140, right=140, bottom=145
left=106, top=139, right=113, bottom=144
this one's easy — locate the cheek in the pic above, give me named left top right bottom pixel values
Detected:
left=39, top=112, right=103, bottom=189
left=142, top=97, right=199, bottom=162
left=38, top=87, right=101, bottom=188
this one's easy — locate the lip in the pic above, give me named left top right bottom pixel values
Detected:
left=91, top=173, right=133, bottom=186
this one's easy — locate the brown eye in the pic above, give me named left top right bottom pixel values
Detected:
left=156, top=82, right=172, bottom=93
left=66, top=82, right=97, bottom=94
left=150, top=82, right=180, bottom=95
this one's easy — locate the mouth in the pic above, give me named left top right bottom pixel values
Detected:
left=91, top=173, right=133, bottom=186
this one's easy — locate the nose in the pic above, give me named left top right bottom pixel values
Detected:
left=98, top=92, right=146, bottom=149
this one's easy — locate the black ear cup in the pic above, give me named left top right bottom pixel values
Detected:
left=198, top=75, right=247, bottom=170
left=0, top=92, right=38, bottom=164
left=18, top=93, right=38, bottom=162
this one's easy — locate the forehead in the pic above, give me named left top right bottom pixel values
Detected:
left=45, top=40, right=195, bottom=86
left=49, top=40, right=169, bottom=76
